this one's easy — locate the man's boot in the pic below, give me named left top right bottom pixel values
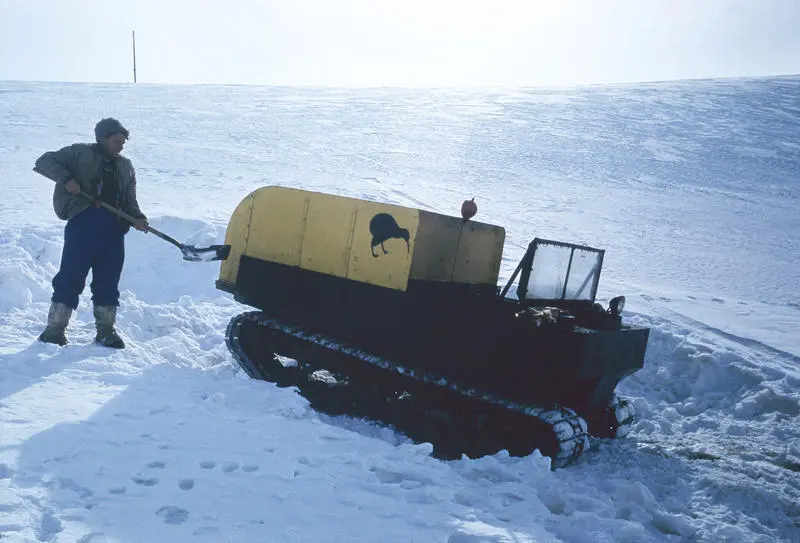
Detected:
left=94, top=305, right=125, bottom=349
left=38, top=302, right=73, bottom=346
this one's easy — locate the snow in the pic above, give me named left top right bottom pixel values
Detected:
left=1, top=76, right=798, bottom=542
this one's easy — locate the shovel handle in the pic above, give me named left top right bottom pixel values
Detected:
left=87, top=196, right=185, bottom=250
left=34, top=168, right=185, bottom=251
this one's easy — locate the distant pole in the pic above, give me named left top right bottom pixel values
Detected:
left=132, top=30, right=137, bottom=83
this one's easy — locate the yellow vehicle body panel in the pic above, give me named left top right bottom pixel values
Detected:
left=218, top=186, right=505, bottom=292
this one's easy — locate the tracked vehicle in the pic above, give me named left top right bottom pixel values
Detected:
left=217, top=186, right=649, bottom=468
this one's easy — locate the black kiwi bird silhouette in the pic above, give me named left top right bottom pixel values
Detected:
left=369, top=213, right=409, bottom=257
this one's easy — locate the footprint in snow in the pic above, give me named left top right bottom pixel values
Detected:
left=36, top=507, right=64, bottom=541
left=146, top=461, right=166, bottom=469
left=56, top=477, right=93, bottom=499
left=131, top=476, right=159, bottom=487
left=155, top=506, right=189, bottom=525
left=179, top=478, right=195, bottom=491
left=199, top=460, right=259, bottom=473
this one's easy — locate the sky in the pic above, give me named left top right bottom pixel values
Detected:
left=1, top=0, right=800, bottom=87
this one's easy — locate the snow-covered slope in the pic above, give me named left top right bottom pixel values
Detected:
left=0, top=77, right=798, bottom=542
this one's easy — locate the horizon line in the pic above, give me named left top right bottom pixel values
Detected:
left=2, top=72, right=799, bottom=92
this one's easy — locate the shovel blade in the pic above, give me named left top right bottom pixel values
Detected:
left=180, top=244, right=232, bottom=262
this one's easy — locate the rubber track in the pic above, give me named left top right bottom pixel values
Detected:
left=226, top=311, right=589, bottom=468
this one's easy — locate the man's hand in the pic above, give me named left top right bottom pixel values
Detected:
left=64, top=179, right=81, bottom=195
left=133, top=218, right=149, bottom=232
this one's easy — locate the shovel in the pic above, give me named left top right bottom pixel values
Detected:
left=35, top=169, right=231, bottom=262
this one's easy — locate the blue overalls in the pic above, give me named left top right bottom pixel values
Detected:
left=51, top=157, right=125, bottom=310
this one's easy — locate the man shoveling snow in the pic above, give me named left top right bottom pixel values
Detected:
left=34, top=117, right=149, bottom=349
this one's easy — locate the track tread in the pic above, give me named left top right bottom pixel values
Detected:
left=226, top=312, right=589, bottom=468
